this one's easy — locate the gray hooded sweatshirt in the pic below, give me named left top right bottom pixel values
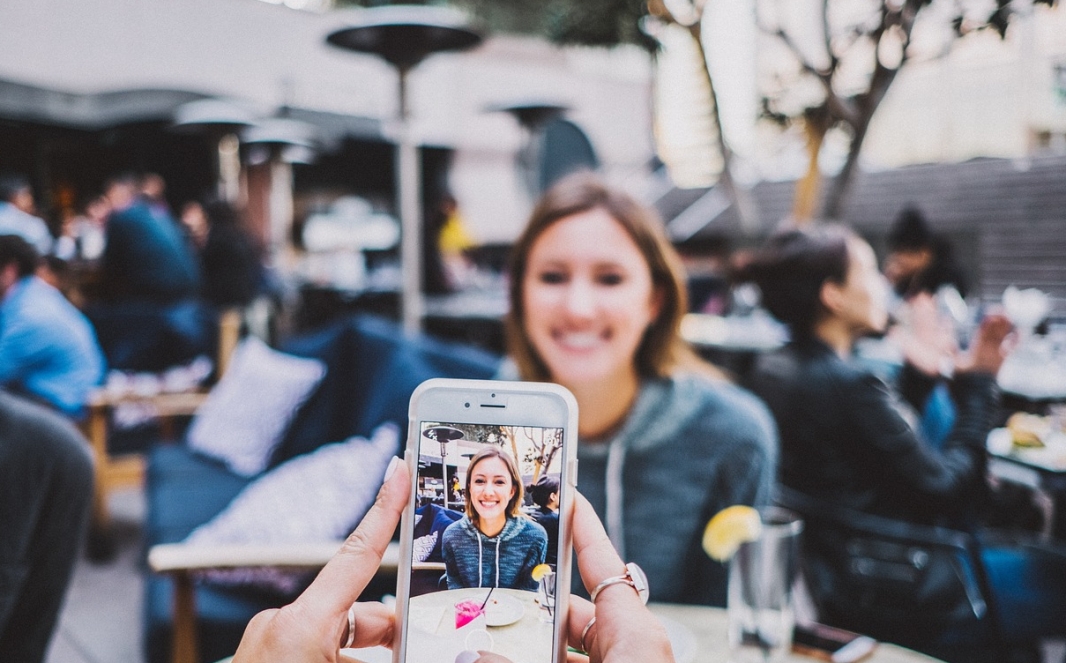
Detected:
left=574, top=373, right=778, bottom=605
left=442, top=515, right=548, bottom=591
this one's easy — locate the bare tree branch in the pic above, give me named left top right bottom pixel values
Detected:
left=822, top=0, right=838, bottom=68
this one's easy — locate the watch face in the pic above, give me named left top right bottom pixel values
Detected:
left=626, top=562, right=650, bottom=604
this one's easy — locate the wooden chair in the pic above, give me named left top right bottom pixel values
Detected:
left=147, top=541, right=400, bottom=663
left=81, top=308, right=243, bottom=549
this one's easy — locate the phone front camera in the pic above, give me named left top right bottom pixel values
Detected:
left=490, top=393, right=496, bottom=398
left=464, top=402, right=470, bottom=408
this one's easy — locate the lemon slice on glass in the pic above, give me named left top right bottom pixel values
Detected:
left=702, top=505, right=762, bottom=561
left=531, top=564, right=552, bottom=582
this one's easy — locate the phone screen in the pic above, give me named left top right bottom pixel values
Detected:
left=402, top=419, right=565, bottom=663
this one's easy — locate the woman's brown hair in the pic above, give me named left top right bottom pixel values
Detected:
left=464, top=446, right=525, bottom=527
left=505, top=171, right=707, bottom=382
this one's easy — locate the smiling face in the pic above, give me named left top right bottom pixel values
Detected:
left=521, top=208, right=662, bottom=391
left=467, top=455, right=517, bottom=528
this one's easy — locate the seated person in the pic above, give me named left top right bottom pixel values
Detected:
left=442, top=448, right=547, bottom=591
left=0, top=174, right=52, bottom=256
left=529, top=475, right=560, bottom=568
left=100, top=173, right=200, bottom=303
left=90, top=174, right=209, bottom=371
left=501, top=172, right=777, bottom=605
left=742, top=225, right=1066, bottom=645
left=198, top=199, right=263, bottom=310
left=0, top=392, right=94, bottom=663
left=0, top=235, right=105, bottom=417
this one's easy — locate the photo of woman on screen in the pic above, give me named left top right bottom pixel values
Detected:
left=441, top=447, right=548, bottom=591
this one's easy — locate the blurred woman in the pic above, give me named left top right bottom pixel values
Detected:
left=529, top=475, right=560, bottom=568
left=197, top=199, right=262, bottom=309
left=504, top=172, right=777, bottom=605
left=441, top=447, right=547, bottom=591
left=743, top=225, right=1065, bottom=645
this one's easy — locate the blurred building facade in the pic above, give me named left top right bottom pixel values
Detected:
left=0, top=0, right=655, bottom=248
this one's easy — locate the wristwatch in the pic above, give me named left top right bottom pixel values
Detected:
left=590, top=562, right=649, bottom=605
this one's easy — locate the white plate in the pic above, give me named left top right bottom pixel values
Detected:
left=483, top=594, right=525, bottom=627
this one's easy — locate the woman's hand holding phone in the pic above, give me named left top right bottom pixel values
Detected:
left=232, top=456, right=410, bottom=662
left=560, top=494, right=674, bottom=663
left=232, top=459, right=676, bottom=663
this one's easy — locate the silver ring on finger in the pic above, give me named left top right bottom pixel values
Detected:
left=580, top=616, right=596, bottom=654
left=343, top=603, right=357, bottom=649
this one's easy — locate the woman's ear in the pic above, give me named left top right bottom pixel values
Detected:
left=819, top=280, right=844, bottom=316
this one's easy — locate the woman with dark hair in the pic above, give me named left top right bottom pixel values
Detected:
left=503, top=171, right=777, bottom=605
left=529, top=475, right=560, bottom=567
left=198, top=199, right=262, bottom=309
left=743, top=225, right=1065, bottom=646
left=441, top=447, right=547, bottom=591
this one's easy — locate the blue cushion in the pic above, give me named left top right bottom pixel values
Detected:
left=271, top=315, right=499, bottom=465
left=145, top=444, right=253, bottom=546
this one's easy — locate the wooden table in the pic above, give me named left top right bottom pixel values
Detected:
left=337, top=603, right=943, bottom=663
left=988, top=426, right=1066, bottom=539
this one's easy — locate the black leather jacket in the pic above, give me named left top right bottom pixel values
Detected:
left=747, top=338, right=999, bottom=526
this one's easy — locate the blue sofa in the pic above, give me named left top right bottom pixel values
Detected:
left=143, top=315, right=500, bottom=663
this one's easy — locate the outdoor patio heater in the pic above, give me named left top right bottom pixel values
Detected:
left=326, top=6, right=483, bottom=334
left=172, top=98, right=258, bottom=203
left=241, top=117, right=320, bottom=259
left=422, top=425, right=465, bottom=510
left=486, top=101, right=569, bottom=202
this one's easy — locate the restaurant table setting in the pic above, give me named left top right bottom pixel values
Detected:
left=336, top=504, right=942, bottom=663
left=987, top=407, right=1066, bottom=538
left=337, top=603, right=942, bottom=663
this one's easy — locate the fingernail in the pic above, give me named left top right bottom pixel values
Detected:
left=384, top=456, right=400, bottom=481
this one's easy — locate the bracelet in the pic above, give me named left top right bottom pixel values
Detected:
left=343, top=603, right=356, bottom=649
left=589, top=562, right=649, bottom=605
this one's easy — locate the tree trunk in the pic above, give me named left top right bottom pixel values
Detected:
left=688, top=22, right=757, bottom=233
left=792, top=114, right=829, bottom=225
left=822, top=118, right=871, bottom=221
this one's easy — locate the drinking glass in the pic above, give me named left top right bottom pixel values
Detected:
left=537, top=569, right=556, bottom=623
left=727, top=507, right=803, bottom=663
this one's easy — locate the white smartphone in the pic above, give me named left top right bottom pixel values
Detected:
left=394, top=378, right=578, bottom=663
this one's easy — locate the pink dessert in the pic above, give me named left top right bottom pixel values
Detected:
left=454, top=600, right=485, bottom=629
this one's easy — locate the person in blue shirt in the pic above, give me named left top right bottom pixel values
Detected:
left=89, top=174, right=210, bottom=371
left=0, top=235, right=105, bottom=417
left=0, top=174, right=53, bottom=256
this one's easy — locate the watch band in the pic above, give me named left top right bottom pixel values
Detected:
left=589, top=562, right=649, bottom=605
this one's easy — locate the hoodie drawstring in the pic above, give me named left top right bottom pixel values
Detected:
left=475, top=530, right=502, bottom=588
left=605, top=437, right=627, bottom=559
